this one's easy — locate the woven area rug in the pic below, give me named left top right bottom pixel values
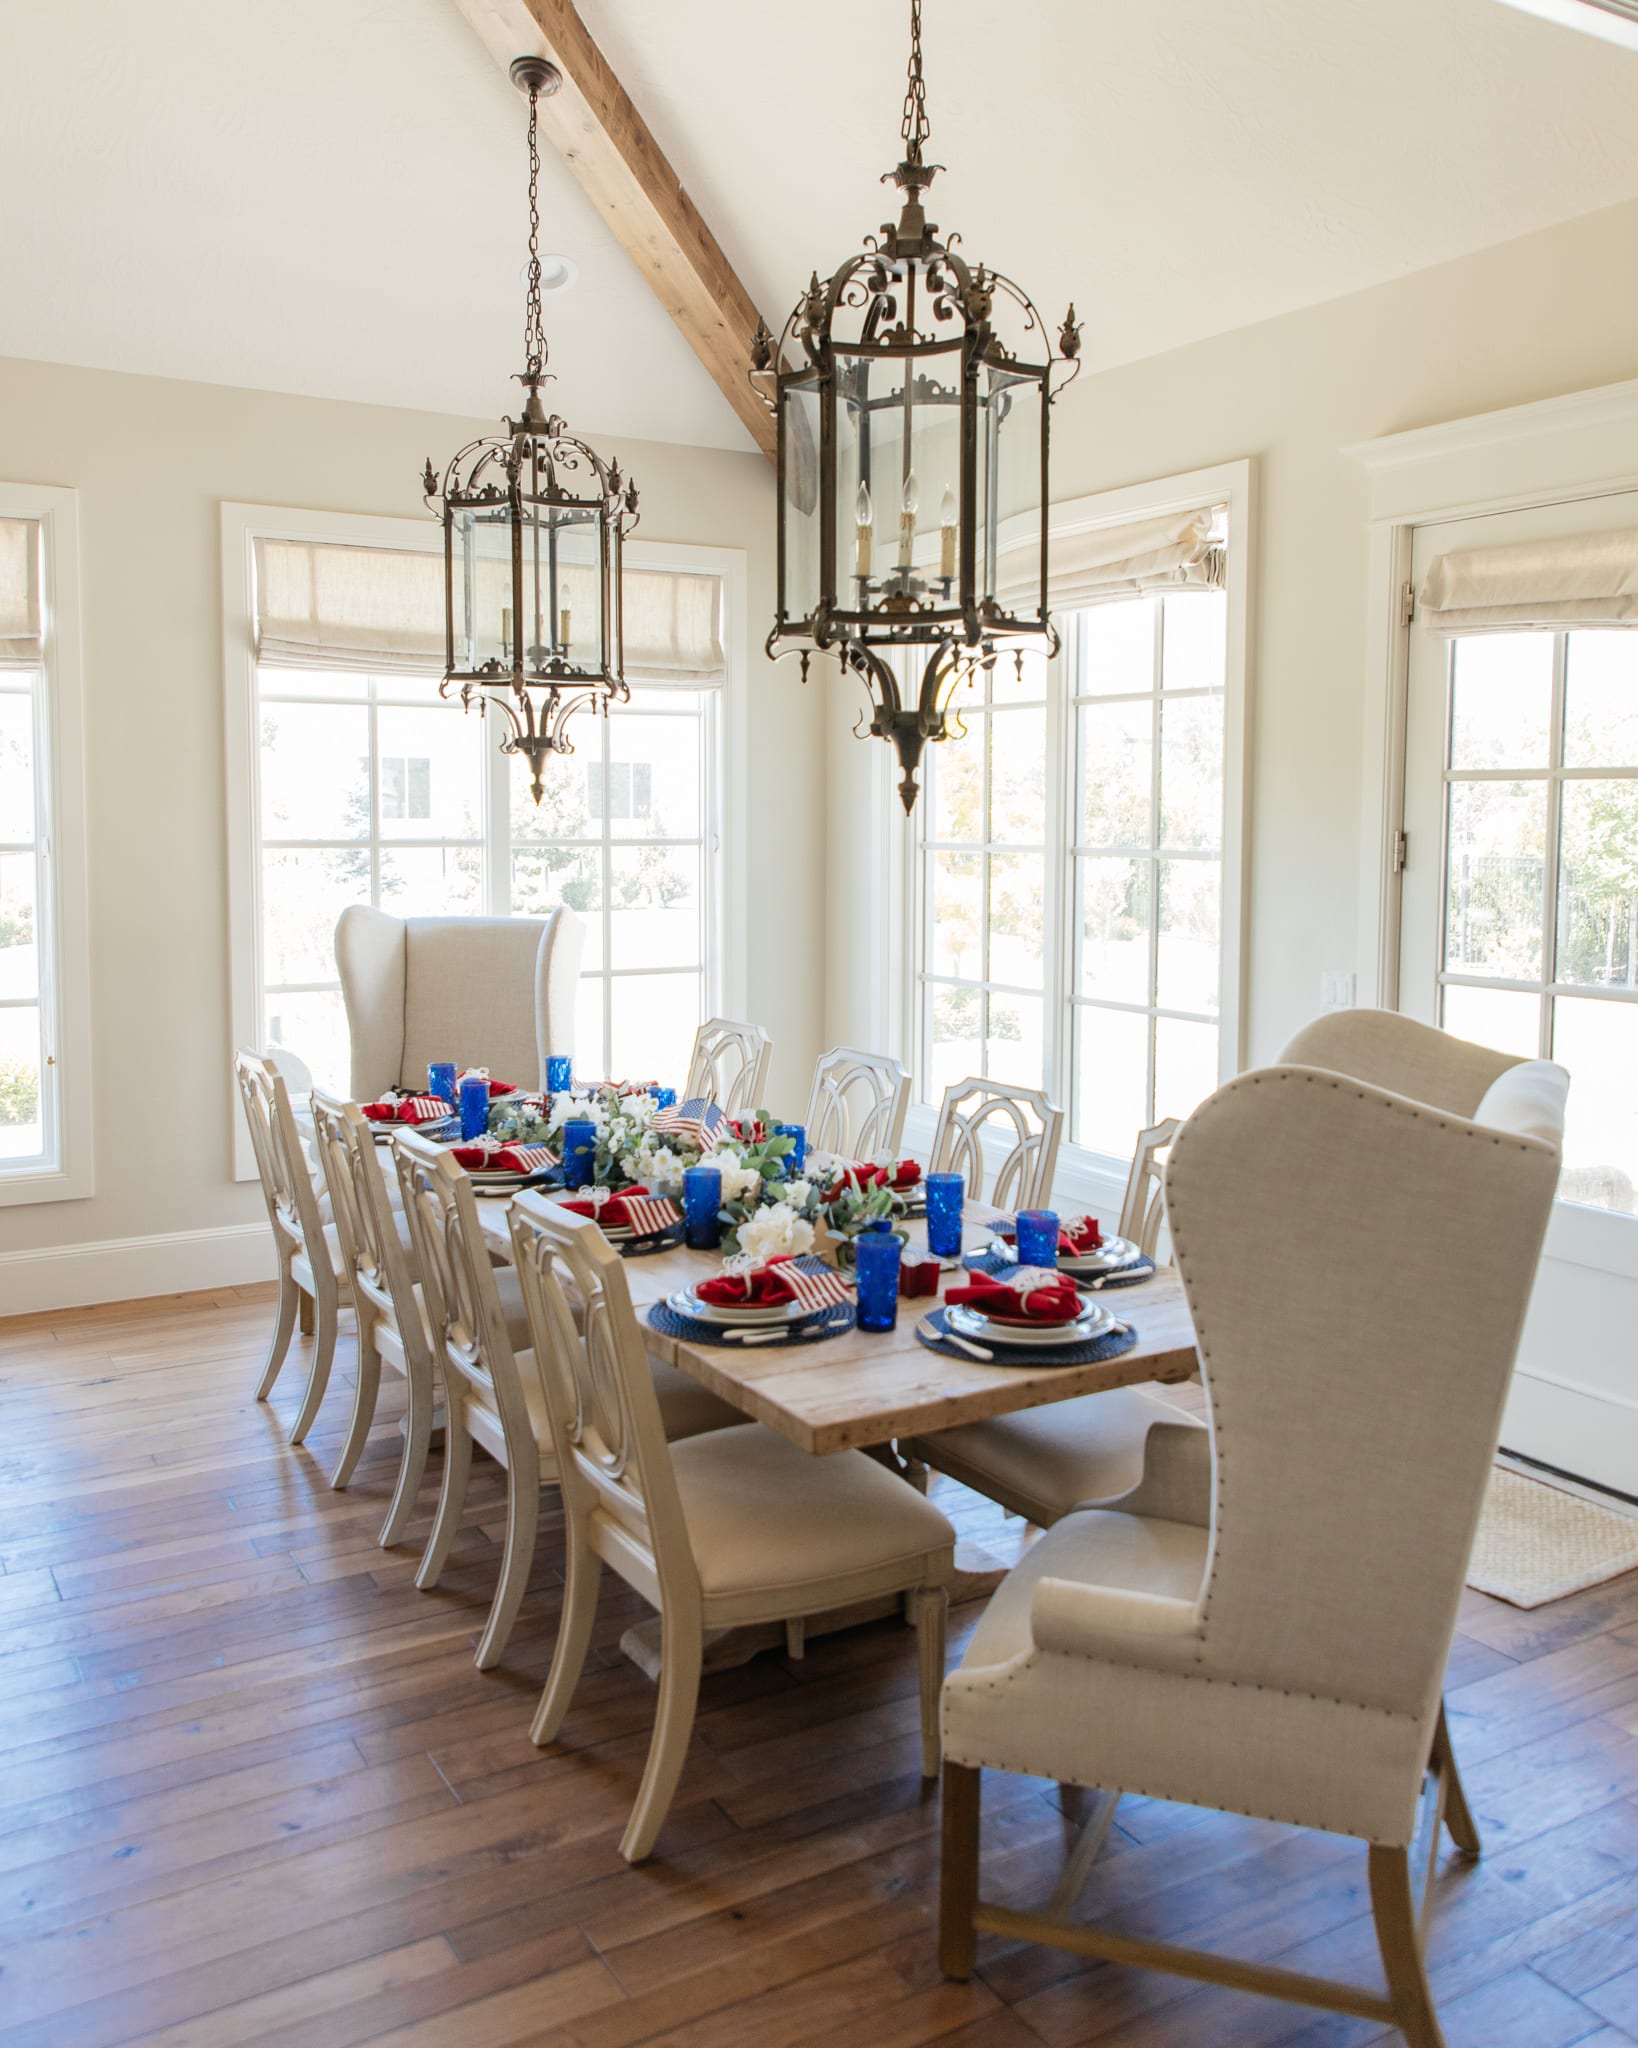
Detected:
left=1468, top=1466, right=1638, bottom=1609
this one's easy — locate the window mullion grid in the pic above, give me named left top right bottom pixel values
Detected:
left=1540, top=632, right=1569, bottom=1061
left=1145, top=603, right=1164, bottom=1124
left=367, top=686, right=381, bottom=909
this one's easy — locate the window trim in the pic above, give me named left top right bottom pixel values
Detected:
left=897, top=459, right=1255, bottom=1212
left=0, top=482, right=92, bottom=1208
left=222, top=502, right=747, bottom=1181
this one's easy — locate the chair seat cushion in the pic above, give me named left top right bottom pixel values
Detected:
left=960, top=1506, right=1209, bottom=1674
left=670, top=1425, right=955, bottom=1616
left=907, top=1388, right=1190, bottom=1528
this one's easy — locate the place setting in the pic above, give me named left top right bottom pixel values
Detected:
left=967, top=1206, right=1157, bottom=1290
left=916, top=1264, right=1139, bottom=1369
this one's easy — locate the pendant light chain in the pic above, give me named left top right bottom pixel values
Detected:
left=523, top=78, right=546, bottom=384
left=900, top=0, right=930, bottom=164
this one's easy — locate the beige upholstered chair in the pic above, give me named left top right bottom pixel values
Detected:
left=683, top=1016, right=772, bottom=1116
left=929, top=1076, right=1062, bottom=1212
left=235, top=1049, right=351, bottom=1446
left=939, top=1029, right=1569, bottom=2048
left=310, top=1093, right=441, bottom=1542
left=805, top=1046, right=910, bottom=1161
left=506, top=1192, right=957, bottom=1863
left=335, top=904, right=584, bottom=1101
left=900, top=1115, right=1192, bottom=1527
left=394, top=1135, right=739, bottom=1667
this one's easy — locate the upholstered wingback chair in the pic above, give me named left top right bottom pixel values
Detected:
left=335, top=905, right=583, bottom=1101
left=940, top=1016, right=1568, bottom=2047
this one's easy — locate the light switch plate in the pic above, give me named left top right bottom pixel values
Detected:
left=1320, top=970, right=1356, bottom=1012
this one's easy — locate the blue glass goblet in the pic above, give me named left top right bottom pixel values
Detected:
left=562, top=1118, right=597, bottom=1190
left=683, top=1166, right=723, bottom=1250
left=924, top=1172, right=964, bottom=1260
left=545, top=1055, right=572, bottom=1096
left=459, top=1076, right=491, bottom=1142
left=853, top=1229, right=902, bottom=1333
left=774, top=1123, right=807, bottom=1177
left=428, top=1062, right=457, bottom=1107
left=1015, top=1209, right=1061, bottom=1269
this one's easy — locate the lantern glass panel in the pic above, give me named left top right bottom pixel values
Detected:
left=976, top=361, right=1046, bottom=628
left=452, top=504, right=515, bottom=675
left=834, top=341, right=964, bottom=624
left=519, top=500, right=604, bottom=676
left=779, top=379, right=822, bottom=629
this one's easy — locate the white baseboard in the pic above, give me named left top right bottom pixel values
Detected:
left=0, top=1223, right=276, bottom=1318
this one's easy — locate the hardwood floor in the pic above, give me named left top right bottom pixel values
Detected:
left=2, top=1282, right=1636, bottom=2048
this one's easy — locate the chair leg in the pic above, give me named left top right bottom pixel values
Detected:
left=530, top=1532, right=602, bottom=1746
left=939, top=1761, right=982, bottom=1981
left=784, top=1616, right=806, bottom=1660
left=1368, top=1845, right=1448, bottom=2048
left=620, top=1618, right=703, bottom=1863
left=287, top=1283, right=337, bottom=1445
left=474, top=1468, right=540, bottom=1670
left=330, top=1303, right=381, bottom=1492
left=379, top=1353, right=435, bottom=1550
left=416, top=1410, right=472, bottom=1590
left=256, top=1263, right=299, bottom=1400
left=915, top=1585, right=949, bottom=1779
left=298, top=1288, right=315, bottom=1336
left=1432, top=1704, right=1481, bottom=1859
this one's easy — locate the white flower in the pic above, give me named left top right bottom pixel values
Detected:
left=775, top=1178, right=812, bottom=1208
left=717, top=1161, right=763, bottom=1204
left=738, top=1205, right=815, bottom=1264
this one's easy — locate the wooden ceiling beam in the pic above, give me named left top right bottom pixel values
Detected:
left=452, top=0, right=777, bottom=460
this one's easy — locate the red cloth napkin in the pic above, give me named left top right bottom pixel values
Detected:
left=824, top=1158, right=923, bottom=1200
left=944, top=1270, right=1086, bottom=1324
left=362, top=1094, right=450, bottom=1124
left=456, top=1069, right=517, bottom=1098
left=450, top=1142, right=556, bottom=1173
left=556, top=1186, right=680, bottom=1235
left=1000, top=1213, right=1104, bottom=1256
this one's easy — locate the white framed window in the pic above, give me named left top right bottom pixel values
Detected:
left=223, top=504, right=743, bottom=1175
left=0, top=486, right=92, bottom=1208
left=907, top=462, right=1253, bottom=1198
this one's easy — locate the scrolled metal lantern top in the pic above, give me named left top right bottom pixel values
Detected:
left=752, top=0, right=1080, bottom=812
left=422, top=56, right=640, bottom=805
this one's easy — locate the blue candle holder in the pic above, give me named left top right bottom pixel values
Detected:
left=774, top=1123, right=807, bottom=1176
left=428, top=1061, right=457, bottom=1107
left=683, top=1166, right=723, bottom=1249
left=924, top=1172, right=964, bottom=1260
left=545, top=1055, right=572, bottom=1096
left=562, top=1118, right=597, bottom=1190
left=1015, top=1208, right=1061, bottom=1268
left=853, top=1229, right=902, bottom=1333
left=459, top=1076, right=491, bottom=1142
left=652, top=1087, right=677, bottom=1110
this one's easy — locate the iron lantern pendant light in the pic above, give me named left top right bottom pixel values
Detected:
left=423, top=56, right=639, bottom=805
left=752, top=0, right=1081, bottom=811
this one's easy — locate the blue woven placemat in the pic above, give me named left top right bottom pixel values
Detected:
left=647, top=1298, right=855, bottom=1348
left=963, top=1245, right=1155, bottom=1288
left=915, top=1305, right=1139, bottom=1369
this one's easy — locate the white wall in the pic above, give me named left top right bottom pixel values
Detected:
left=0, top=357, right=823, bottom=1308
left=827, top=192, right=1638, bottom=1067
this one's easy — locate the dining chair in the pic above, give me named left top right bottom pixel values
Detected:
left=310, top=1092, right=441, bottom=1543
left=234, top=1049, right=351, bottom=1445
left=899, top=1115, right=1194, bottom=1528
left=939, top=1042, right=1569, bottom=2048
left=928, top=1076, right=1062, bottom=1212
left=335, top=903, right=584, bottom=1100
left=506, top=1190, right=957, bottom=1863
left=394, top=1135, right=741, bottom=1666
left=805, top=1046, right=911, bottom=1161
left=684, top=1016, right=773, bottom=1117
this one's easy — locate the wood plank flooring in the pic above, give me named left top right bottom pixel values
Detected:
left=1, top=1283, right=1636, bottom=2047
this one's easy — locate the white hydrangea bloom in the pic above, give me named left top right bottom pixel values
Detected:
left=738, top=1205, right=816, bottom=1264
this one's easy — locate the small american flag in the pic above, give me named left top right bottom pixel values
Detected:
left=506, top=1144, right=559, bottom=1174
left=620, top=1193, right=681, bottom=1237
left=769, top=1258, right=853, bottom=1313
left=648, top=1096, right=728, bottom=1153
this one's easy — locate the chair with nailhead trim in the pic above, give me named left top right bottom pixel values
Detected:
left=938, top=1013, right=1568, bottom=2048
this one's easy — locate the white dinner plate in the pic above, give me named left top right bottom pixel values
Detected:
left=668, top=1288, right=813, bottom=1327
left=947, top=1299, right=1112, bottom=1346
left=988, top=1232, right=1140, bottom=1275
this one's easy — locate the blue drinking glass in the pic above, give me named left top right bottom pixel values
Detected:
left=428, top=1062, right=457, bottom=1107
left=562, top=1118, right=597, bottom=1190
left=1015, top=1208, right=1061, bottom=1268
left=924, top=1172, right=964, bottom=1260
left=853, top=1229, right=902, bottom=1333
left=683, top=1165, right=723, bottom=1249
left=459, top=1076, right=490, bottom=1142
left=545, top=1055, right=572, bottom=1096
left=774, top=1123, right=807, bottom=1176
left=652, top=1086, right=677, bottom=1110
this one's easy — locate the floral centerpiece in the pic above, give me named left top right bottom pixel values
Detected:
left=817, top=1158, right=921, bottom=1264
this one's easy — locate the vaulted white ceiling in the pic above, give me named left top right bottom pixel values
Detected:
left=3, top=0, right=1638, bottom=455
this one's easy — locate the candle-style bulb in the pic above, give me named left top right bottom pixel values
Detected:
left=939, top=486, right=957, bottom=581
left=856, top=478, right=873, bottom=525
left=855, top=478, right=874, bottom=578
left=898, top=469, right=919, bottom=569
left=901, top=470, right=920, bottom=516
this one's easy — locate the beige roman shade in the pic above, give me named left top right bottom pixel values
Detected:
left=0, top=516, right=40, bottom=669
left=996, top=504, right=1227, bottom=614
left=252, top=537, right=724, bottom=683
left=1418, top=526, right=1638, bottom=634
